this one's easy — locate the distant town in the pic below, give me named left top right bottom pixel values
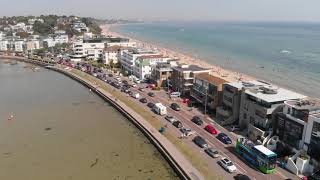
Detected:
left=0, top=15, right=319, bottom=180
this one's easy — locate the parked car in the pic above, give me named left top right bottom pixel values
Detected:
left=219, top=158, right=237, bottom=173
left=147, top=102, right=155, bottom=108
left=191, top=116, right=203, bottom=126
left=153, top=103, right=167, bottom=115
left=148, top=92, right=155, bottom=97
left=170, top=103, right=181, bottom=111
left=139, top=98, right=148, bottom=103
left=234, top=174, right=251, bottom=180
left=193, top=136, right=208, bottom=148
left=204, top=148, right=219, bottom=158
left=180, top=128, right=196, bottom=136
left=169, top=92, right=181, bottom=98
left=165, top=115, right=176, bottom=123
left=122, top=80, right=128, bottom=84
left=216, top=133, right=232, bottom=144
left=172, top=121, right=182, bottom=128
left=131, top=93, right=140, bottom=99
left=205, top=124, right=218, bottom=135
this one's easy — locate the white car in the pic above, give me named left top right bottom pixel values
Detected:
left=219, top=158, right=237, bottom=173
left=180, top=128, right=196, bottom=136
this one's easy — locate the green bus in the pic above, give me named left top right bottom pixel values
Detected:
left=236, top=137, right=277, bottom=174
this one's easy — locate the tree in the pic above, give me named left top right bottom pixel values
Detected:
left=16, top=32, right=29, bottom=38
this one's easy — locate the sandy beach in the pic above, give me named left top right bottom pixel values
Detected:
left=101, top=24, right=253, bottom=83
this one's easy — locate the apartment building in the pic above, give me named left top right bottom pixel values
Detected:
left=239, top=81, right=305, bottom=144
left=150, top=60, right=178, bottom=87
left=132, top=55, right=170, bottom=80
left=171, top=64, right=210, bottom=96
left=190, top=73, right=228, bottom=111
left=120, top=48, right=159, bottom=75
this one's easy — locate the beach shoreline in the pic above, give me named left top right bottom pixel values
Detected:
left=101, top=24, right=254, bottom=83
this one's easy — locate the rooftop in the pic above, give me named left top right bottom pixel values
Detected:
left=285, top=98, right=320, bottom=114
left=245, top=85, right=306, bottom=103
left=173, top=64, right=209, bottom=72
left=104, top=45, right=132, bottom=52
left=254, top=145, right=276, bottom=156
left=226, top=80, right=266, bottom=89
left=196, top=73, right=228, bottom=85
left=138, top=54, right=166, bottom=59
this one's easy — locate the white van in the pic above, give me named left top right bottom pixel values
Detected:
left=153, top=103, right=167, bottom=116
left=170, top=92, right=181, bottom=98
left=131, top=93, right=140, bottom=99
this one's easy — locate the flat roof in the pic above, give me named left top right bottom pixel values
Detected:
left=226, top=80, right=266, bottom=89
left=173, top=64, right=209, bottom=72
left=196, top=73, right=228, bottom=85
left=285, top=98, right=320, bottom=111
left=254, top=145, right=276, bottom=156
left=245, top=86, right=306, bottom=103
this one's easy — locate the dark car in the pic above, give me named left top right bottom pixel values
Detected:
left=108, top=74, right=113, bottom=77
left=216, top=133, right=232, bottom=144
left=191, top=116, right=203, bottom=126
left=147, top=102, right=155, bottom=108
left=122, top=80, right=128, bottom=84
left=170, top=103, right=181, bottom=111
left=234, top=174, right=251, bottom=180
left=148, top=92, right=155, bottom=97
left=139, top=98, right=148, bottom=103
left=193, top=136, right=208, bottom=148
left=172, top=121, right=182, bottom=128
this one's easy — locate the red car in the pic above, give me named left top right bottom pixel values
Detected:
left=205, top=124, right=218, bottom=135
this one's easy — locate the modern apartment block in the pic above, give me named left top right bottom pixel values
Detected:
left=150, top=60, right=178, bottom=87
left=216, top=81, right=255, bottom=125
left=239, top=81, right=305, bottom=144
left=171, top=64, right=210, bottom=96
left=132, top=55, right=170, bottom=80
left=190, top=73, right=228, bottom=111
left=120, top=48, right=159, bottom=75
left=70, top=41, right=105, bottom=61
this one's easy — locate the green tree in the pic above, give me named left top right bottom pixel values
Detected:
left=16, top=32, right=29, bottom=38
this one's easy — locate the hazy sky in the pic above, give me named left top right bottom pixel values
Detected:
left=1, top=0, right=320, bottom=22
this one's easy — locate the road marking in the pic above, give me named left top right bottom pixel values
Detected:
left=275, top=170, right=288, bottom=179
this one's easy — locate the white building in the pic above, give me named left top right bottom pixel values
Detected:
left=105, top=37, right=136, bottom=48
left=70, top=41, right=105, bottom=61
left=43, top=37, right=56, bottom=47
left=120, top=48, right=159, bottom=75
left=54, top=34, right=69, bottom=44
left=72, top=21, right=89, bottom=32
left=239, top=80, right=306, bottom=144
left=273, top=98, right=320, bottom=175
left=103, top=46, right=132, bottom=65
left=133, top=55, right=170, bottom=80
left=0, top=40, right=9, bottom=51
left=11, top=23, right=26, bottom=31
left=0, top=31, right=5, bottom=40
left=28, top=18, right=44, bottom=25
left=14, top=40, right=25, bottom=52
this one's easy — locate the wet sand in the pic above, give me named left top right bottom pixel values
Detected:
left=0, top=59, right=178, bottom=180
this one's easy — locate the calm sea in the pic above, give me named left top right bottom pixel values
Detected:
left=113, top=21, right=320, bottom=98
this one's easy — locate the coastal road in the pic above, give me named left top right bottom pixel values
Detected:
left=104, top=72, right=298, bottom=180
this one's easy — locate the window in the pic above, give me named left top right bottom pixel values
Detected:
left=255, top=110, right=265, bottom=118
left=224, top=95, right=232, bottom=103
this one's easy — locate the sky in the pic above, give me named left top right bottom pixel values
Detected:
left=1, top=0, right=320, bottom=22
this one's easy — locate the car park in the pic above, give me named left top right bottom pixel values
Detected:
left=204, top=148, right=219, bottom=158
left=191, top=116, right=203, bottom=126
left=170, top=103, right=181, bottom=111
left=193, top=136, right=208, bottom=148
left=219, top=158, right=237, bottom=173
left=205, top=124, right=218, bottom=135
left=216, top=133, right=232, bottom=144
